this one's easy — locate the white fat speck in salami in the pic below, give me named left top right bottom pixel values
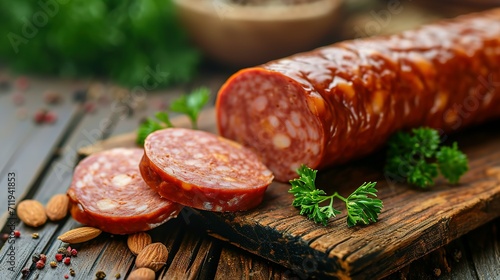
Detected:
left=111, top=174, right=132, bottom=187
left=67, top=148, right=182, bottom=235
left=252, top=96, right=268, bottom=112
left=268, top=115, right=280, bottom=128
left=140, top=128, right=274, bottom=212
left=273, top=133, right=291, bottom=149
left=285, top=120, right=297, bottom=138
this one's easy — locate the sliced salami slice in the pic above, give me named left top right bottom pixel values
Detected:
left=68, top=148, right=182, bottom=234
left=140, top=128, right=274, bottom=212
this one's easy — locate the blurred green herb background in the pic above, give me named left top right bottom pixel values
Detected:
left=0, top=0, right=201, bottom=87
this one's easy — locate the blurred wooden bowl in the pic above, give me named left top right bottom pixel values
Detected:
left=173, top=0, right=343, bottom=68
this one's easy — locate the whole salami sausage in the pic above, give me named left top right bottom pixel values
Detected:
left=216, top=8, right=500, bottom=182
left=68, top=148, right=182, bottom=234
left=140, top=128, right=274, bottom=212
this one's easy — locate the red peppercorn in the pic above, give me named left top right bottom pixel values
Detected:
left=64, top=274, right=69, bottom=279
left=55, top=253, right=64, bottom=262
left=36, top=260, right=45, bottom=269
left=15, top=76, right=29, bottom=91
left=14, top=230, right=21, bottom=238
left=63, top=257, right=71, bottom=265
left=83, top=101, right=96, bottom=113
left=70, top=248, right=78, bottom=256
left=39, top=254, right=47, bottom=263
left=43, top=111, right=57, bottom=124
left=33, top=110, right=46, bottom=124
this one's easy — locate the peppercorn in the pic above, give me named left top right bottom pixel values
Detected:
left=32, top=253, right=41, bottom=263
left=31, top=233, right=39, bottom=239
left=83, top=101, right=96, bottom=113
left=70, top=248, right=78, bottom=257
left=33, top=109, right=47, bottom=124
left=63, top=257, right=71, bottom=265
left=115, top=273, right=121, bottom=279
left=39, top=254, right=47, bottom=263
left=73, top=89, right=87, bottom=103
left=1, top=233, right=9, bottom=241
left=36, top=260, right=45, bottom=269
left=55, top=253, right=64, bottom=262
left=0, top=79, right=11, bottom=91
left=69, top=268, right=76, bottom=276
left=64, top=274, right=69, bottom=279
left=15, top=76, right=29, bottom=91
left=95, top=270, right=106, bottom=279
left=13, top=230, right=21, bottom=238
left=50, top=261, right=57, bottom=268
left=43, top=111, right=57, bottom=124
left=21, top=267, right=30, bottom=278
left=58, top=247, right=67, bottom=254
left=43, top=90, right=62, bottom=105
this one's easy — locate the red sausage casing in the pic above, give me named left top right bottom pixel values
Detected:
left=216, top=8, right=500, bottom=182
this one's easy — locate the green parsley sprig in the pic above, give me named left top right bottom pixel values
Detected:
left=384, top=127, right=468, bottom=188
left=289, top=165, right=383, bottom=227
left=169, top=87, right=210, bottom=129
left=136, top=87, right=210, bottom=145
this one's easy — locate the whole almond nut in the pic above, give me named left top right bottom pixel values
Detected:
left=17, top=200, right=47, bottom=227
left=135, top=242, right=168, bottom=272
left=58, top=227, right=102, bottom=243
left=45, top=194, right=69, bottom=221
left=127, top=232, right=152, bottom=255
left=128, top=268, right=155, bottom=280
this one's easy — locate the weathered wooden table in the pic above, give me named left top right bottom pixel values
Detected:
left=0, top=71, right=498, bottom=280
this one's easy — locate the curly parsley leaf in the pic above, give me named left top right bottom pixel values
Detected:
left=169, top=87, right=210, bottom=129
left=289, top=165, right=382, bottom=227
left=346, top=182, right=383, bottom=227
left=384, top=127, right=468, bottom=187
left=436, top=142, right=469, bottom=184
left=406, top=161, right=438, bottom=187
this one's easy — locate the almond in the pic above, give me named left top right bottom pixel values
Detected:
left=17, top=200, right=47, bottom=227
left=127, top=232, right=152, bottom=255
left=128, top=268, right=155, bottom=280
left=135, top=242, right=168, bottom=272
left=45, top=194, right=69, bottom=222
left=58, top=227, right=102, bottom=243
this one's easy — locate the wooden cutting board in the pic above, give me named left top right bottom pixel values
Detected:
left=79, top=108, right=500, bottom=280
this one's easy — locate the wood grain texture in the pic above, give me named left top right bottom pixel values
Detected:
left=0, top=78, right=81, bottom=228
left=79, top=108, right=500, bottom=279
left=215, top=246, right=293, bottom=280
left=467, top=219, right=500, bottom=279
left=159, top=227, right=219, bottom=280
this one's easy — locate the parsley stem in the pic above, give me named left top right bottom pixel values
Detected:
left=332, top=192, right=347, bottom=203
left=318, top=193, right=346, bottom=205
